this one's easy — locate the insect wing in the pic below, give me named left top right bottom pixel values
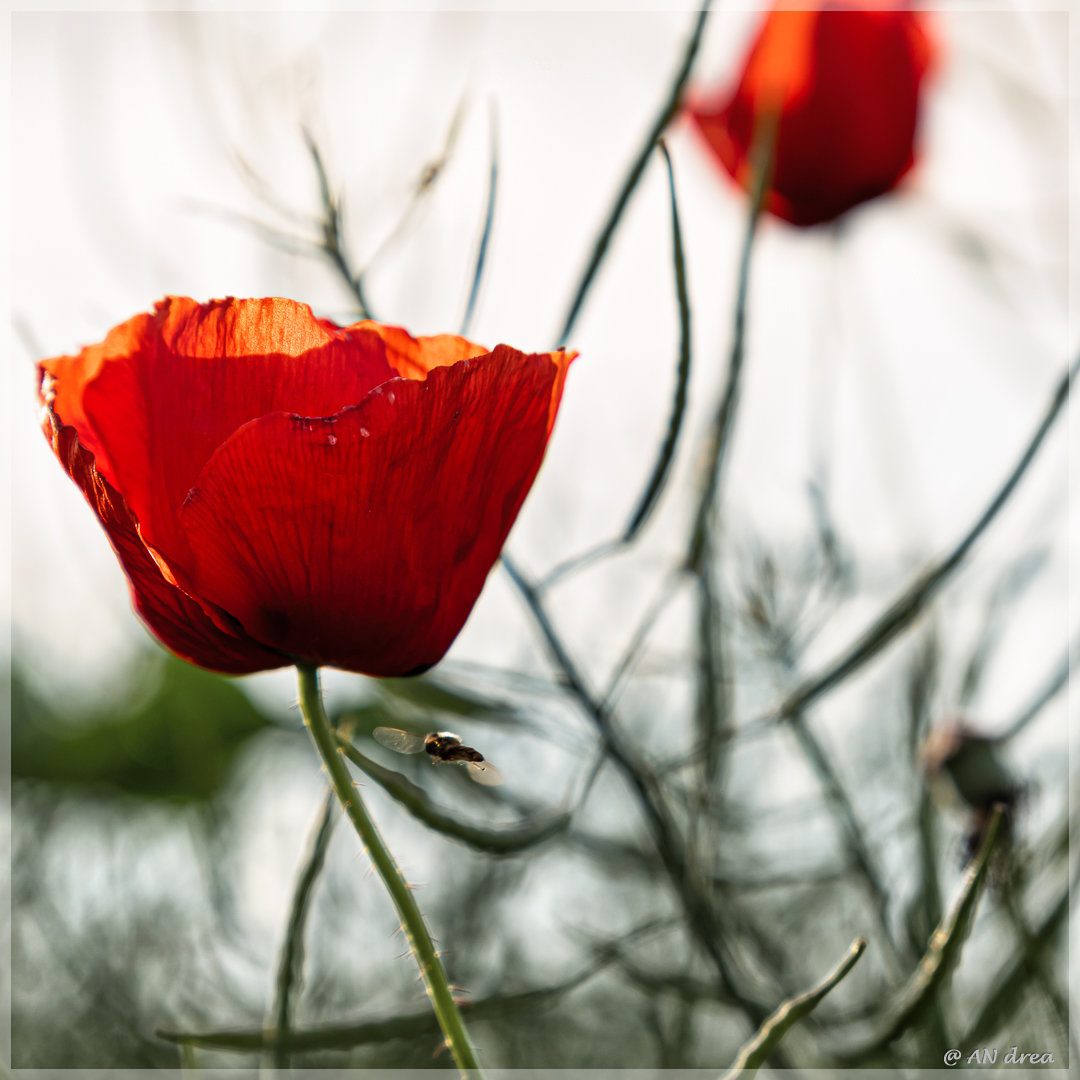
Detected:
left=467, top=760, right=504, bottom=787
left=373, top=727, right=426, bottom=755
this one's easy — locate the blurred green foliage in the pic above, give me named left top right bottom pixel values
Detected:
left=11, top=652, right=517, bottom=804
left=12, top=655, right=273, bottom=802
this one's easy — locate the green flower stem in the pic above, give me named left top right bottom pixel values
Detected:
left=722, top=937, right=867, bottom=1078
left=295, top=663, right=482, bottom=1075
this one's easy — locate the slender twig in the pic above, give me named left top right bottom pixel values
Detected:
left=904, top=632, right=945, bottom=1014
left=540, top=539, right=623, bottom=591
left=501, top=556, right=776, bottom=1035
left=220, top=109, right=466, bottom=323
left=687, top=110, right=778, bottom=789
left=686, top=108, right=778, bottom=573
left=295, top=664, right=481, bottom=1075
left=302, top=129, right=373, bottom=319
left=182, top=199, right=327, bottom=258
left=741, top=559, right=900, bottom=960
left=615, top=957, right=742, bottom=1008
left=262, top=790, right=336, bottom=1072
left=694, top=548, right=732, bottom=786
left=785, top=713, right=900, bottom=965
left=722, top=938, right=867, bottom=1078
left=711, top=865, right=852, bottom=892
left=158, top=964, right=607, bottom=1054
left=542, top=139, right=692, bottom=591
left=573, top=913, right=748, bottom=1009
left=957, top=553, right=1045, bottom=705
left=234, top=150, right=324, bottom=228
left=854, top=805, right=1004, bottom=1056
left=806, top=480, right=852, bottom=593
left=602, top=569, right=686, bottom=708
left=461, top=102, right=499, bottom=336
left=555, top=3, right=711, bottom=347
left=624, top=141, right=692, bottom=539
left=957, top=880, right=1069, bottom=1048
left=363, top=93, right=468, bottom=275
left=751, top=355, right=1079, bottom=733
left=998, top=869, right=1071, bottom=1048
left=375, top=672, right=508, bottom=718
left=999, top=635, right=1076, bottom=743
left=911, top=777, right=944, bottom=972
left=339, top=737, right=570, bottom=854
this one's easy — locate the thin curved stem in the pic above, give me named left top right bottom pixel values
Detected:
left=262, top=790, right=336, bottom=1072
left=722, top=937, right=867, bottom=1078
left=501, top=556, right=775, bottom=1034
left=555, top=3, right=711, bottom=347
left=303, top=129, right=373, bottom=319
left=296, top=664, right=482, bottom=1075
left=541, top=139, right=693, bottom=593
left=762, top=354, right=1079, bottom=730
left=460, top=101, right=499, bottom=336
left=999, top=634, right=1076, bottom=743
left=157, top=964, right=608, bottom=1056
left=850, top=806, right=1004, bottom=1059
left=686, top=107, right=778, bottom=573
left=338, top=736, right=570, bottom=855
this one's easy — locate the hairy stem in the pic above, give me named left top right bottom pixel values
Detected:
left=296, top=664, right=481, bottom=1075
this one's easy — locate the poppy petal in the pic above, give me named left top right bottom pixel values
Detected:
left=176, top=347, right=573, bottom=676
left=41, top=410, right=290, bottom=675
left=357, top=321, right=490, bottom=381
left=42, top=297, right=400, bottom=576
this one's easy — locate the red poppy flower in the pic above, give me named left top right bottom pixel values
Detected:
left=688, top=3, right=935, bottom=226
left=38, top=296, right=574, bottom=677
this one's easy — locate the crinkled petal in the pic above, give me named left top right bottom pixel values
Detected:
left=357, top=321, right=490, bottom=381
left=42, top=411, right=289, bottom=675
left=177, top=346, right=573, bottom=676
left=40, top=296, right=399, bottom=576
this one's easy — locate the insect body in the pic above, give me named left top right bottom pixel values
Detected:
left=372, top=727, right=503, bottom=786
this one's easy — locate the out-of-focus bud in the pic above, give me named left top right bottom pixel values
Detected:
left=920, top=718, right=1022, bottom=863
left=686, top=3, right=936, bottom=227
left=921, top=721, right=1016, bottom=808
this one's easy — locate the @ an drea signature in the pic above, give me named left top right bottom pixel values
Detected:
left=944, top=1046, right=1057, bottom=1067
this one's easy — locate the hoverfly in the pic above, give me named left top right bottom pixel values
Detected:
left=372, top=727, right=503, bottom=786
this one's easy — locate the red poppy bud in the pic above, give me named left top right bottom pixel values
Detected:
left=688, top=3, right=936, bottom=226
left=38, top=297, right=574, bottom=677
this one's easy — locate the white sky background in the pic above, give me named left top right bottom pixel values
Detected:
left=7, top=3, right=1074, bottom=736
